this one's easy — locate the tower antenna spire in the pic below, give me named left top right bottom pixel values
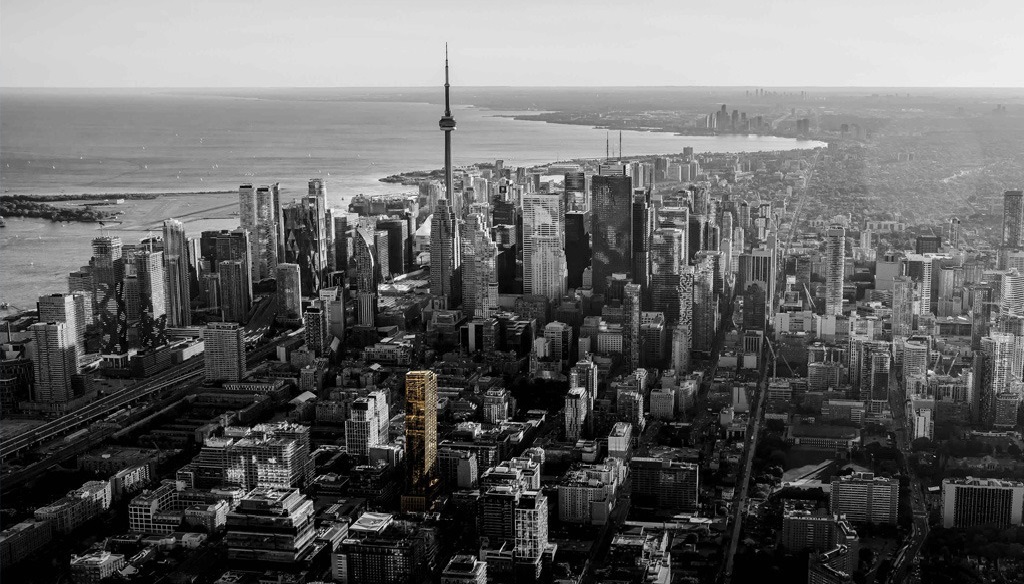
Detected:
left=439, top=44, right=457, bottom=201
left=444, top=43, right=451, bottom=117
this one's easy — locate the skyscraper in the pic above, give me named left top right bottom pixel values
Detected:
left=462, top=213, right=498, bottom=317
left=303, top=302, right=329, bottom=358
left=631, top=190, right=653, bottom=298
left=239, top=184, right=280, bottom=282
left=37, top=293, right=82, bottom=364
left=91, top=236, right=128, bottom=353
left=623, top=283, right=642, bottom=371
left=353, top=225, right=380, bottom=327
left=162, top=219, right=192, bottom=327
left=134, top=250, right=167, bottom=349
left=29, top=322, right=77, bottom=409
left=1003, top=190, right=1024, bottom=248
left=824, top=225, right=846, bottom=316
left=403, top=370, right=438, bottom=512
left=522, top=192, right=567, bottom=300
left=564, top=210, right=591, bottom=289
left=218, top=260, right=251, bottom=324
left=429, top=196, right=462, bottom=308
left=590, top=173, right=633, bottom=293
left=282, top=184, right=328, bottom=296
left=650, top=227, right=685, bottom=322
left=275, top=263, right=302, bottom=320
left=204, top=322, right=246, bottom=383
left=891, top=276, right=915, bottom=337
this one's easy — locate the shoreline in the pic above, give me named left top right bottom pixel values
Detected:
left=0, top=190, right=234, bottom=200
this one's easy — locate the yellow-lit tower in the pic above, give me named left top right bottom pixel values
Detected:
left=402, top=370, right=439, bottom=512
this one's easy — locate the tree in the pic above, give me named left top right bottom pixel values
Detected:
left=911, top=437, right=933, bottom=452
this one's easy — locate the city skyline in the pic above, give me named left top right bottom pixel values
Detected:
left=2, top=0, right=1023, bottom=88
left=4, top=14, right=1024, bottom=584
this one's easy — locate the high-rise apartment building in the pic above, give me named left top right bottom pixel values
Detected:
left=403, top=370, right=438, bottom=512
left=91, top=236, right=128, bottom=353
left=29, top=322, right=77, bottom=408
left=941, top=477, right=1024, bottom=528
left=204, top=322, right=246, bottom=383
left=891, top=276, right=915, bottom=337
left=1003, top=190, right=1024, bottom=248
left=564, top=387, right=589, bottom=441
left=824, top=225, right=846, bottom=316
left=37, top=293, right=82, bottom=364
left=238, top=183, right=279, bottom=282
left=133, top=250, right=167, bottom=348
left=162, top=219, right=192, bottom=327
left=218, top=260, right=251, bottom=324
left=830, top=472, right=898, bottom=524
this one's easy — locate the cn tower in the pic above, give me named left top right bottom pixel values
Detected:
left=439, top=44, right=456, bottom=200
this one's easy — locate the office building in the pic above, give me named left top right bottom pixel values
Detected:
left=69, top=552, right=126, bottom=583
left=462, top=213, right=499, bottom=318
left=829, top=472, right=898, bottom=524
left=225, top=487, right=316, bottom=564
left=630, top=457, right=699, bottom=512
left=521, top=192, right=567, bottom=300
left=941, top=477, right=1024, bottom=528
left=565, top=210, right=591, bottom=289
left=631, top=190, right=653, bottom=294
left=591, top=173, right=633, bottom=292
left=282, top=187, right=328, bottom=296
left=430, top=197, right=462, bottom=308
left=441, top=554, right=487, bottom=584
left=403, top=370, right=438, bottom=512
left=204, top=322, right=246, bottom=383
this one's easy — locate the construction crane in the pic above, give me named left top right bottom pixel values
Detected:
left=765, top=336, right=796, bottom=378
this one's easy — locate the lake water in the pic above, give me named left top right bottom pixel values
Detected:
left=0, top=89, right=825, bottom=311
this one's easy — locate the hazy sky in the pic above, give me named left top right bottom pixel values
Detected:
left=2, top=0, right=1022, bottom=88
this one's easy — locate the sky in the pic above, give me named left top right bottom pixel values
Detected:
left=2, top=0, right=1022, bottom=88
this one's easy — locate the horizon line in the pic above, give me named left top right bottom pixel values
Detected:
left=3, top=85, right=1024, bottom=91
